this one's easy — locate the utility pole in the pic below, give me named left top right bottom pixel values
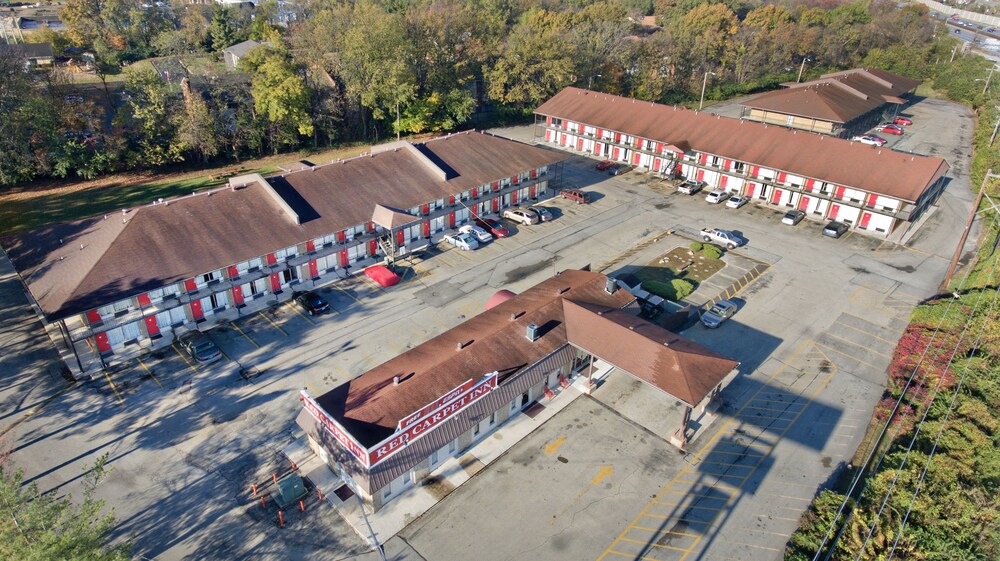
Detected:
left=943, top=170, right=993, bottom=289
left=699, top=71, right=715, bottom=111
left=797, top=58, right=807, bottom=82
left=395, top=101, right=400, bottom=141
left=984, top=66, right=996, bottom=95
left=950, top=46, right=958, bottom=62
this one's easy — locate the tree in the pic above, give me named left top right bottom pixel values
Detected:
left=240, top=45, right=314, bottom=151
left=486, top=9, right=575, bottom=110
left=119, top=67, right=185, bottom=167
left=209, top=6, right=240, bottom=52
left=0, top=454, right=130, bottom=560
left=177, top=78, right=219, bottom=163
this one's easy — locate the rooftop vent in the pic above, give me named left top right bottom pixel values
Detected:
left=393, top=376, right=400, bottom=386
left=456, top=342, right=464, bottom=351
left=526, top=323, right=540, bottom=342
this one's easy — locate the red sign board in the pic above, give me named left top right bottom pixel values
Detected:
left=397, top=378, right=474, bottom=431
left=368, top=373, right=497, bottom=467
left=300, top=391, right=370, bottom=467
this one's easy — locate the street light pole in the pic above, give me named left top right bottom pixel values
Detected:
left=797, top=57, right=808, bottom=82
left=984, top=66, right=995, bottom=95
left=699, top=71, right=715, bottom=111
left=587, top=73, right=602, bottom=90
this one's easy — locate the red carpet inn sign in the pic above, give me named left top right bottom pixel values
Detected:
left=300, top=372, right=498, bottom=468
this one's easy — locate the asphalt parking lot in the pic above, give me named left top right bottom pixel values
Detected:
left=0, top=94, right=978, bottom=561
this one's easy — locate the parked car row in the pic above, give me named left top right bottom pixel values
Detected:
left=851, top=116, right=912, bottom=146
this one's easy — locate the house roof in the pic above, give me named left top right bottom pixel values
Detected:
left=535, top=87, right=948, bottom=203
left=1, top=42, right=54, bottom=59
left=741, top=68, right=921, bottom=124
left=1, top=132, right=566, bottom=320
left=315, top=270, right=739, bottom=448
left=562, top=299, right=738, bottom=406
left=221, top=39, right=261, bottom=58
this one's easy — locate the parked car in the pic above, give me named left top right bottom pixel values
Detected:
left=822, top=221, right=850, bottom=238
left=677, top=179, right=706, bottom=195
left=180, top=332, right=222, bottom=364
left=782, top=209, right=806, bottom=225
left=558, top=188, right=589, bottom=204
left=700, top=300, right=738, bottom=328
left=701, top=228, right=744, bottom=249
left=893, top=116, right=913, bottom=126
left=295, top=291, right=330, bottom=315
left=528, top=205, right=552, bottom=222
left=474, top=217, right=510, bottom=238
left=459, top=224, right=493, bottom=243
left=502, top=207, right=540, bottom=225
left=443, top=232, right=479, bottom=251
left=726, top=195, right=750, bottom=209
left=595, top=160, right=615, bottom=171
left=875, top=123, right=904, bottom=135
left=705, top=189, right=731, bottom=204
left=851, top=134, right=887, bottom=146
left=608, top=164, right=627, bottom=176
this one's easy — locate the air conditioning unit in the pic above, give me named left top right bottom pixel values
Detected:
left=605, top=277, right=617, bottom=294
left=526, top=323, right=540, bottom=342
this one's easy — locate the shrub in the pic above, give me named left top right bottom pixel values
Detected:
left=689, top=242, right=703, bottom=251
left=701, top=245, right=723, bottom=260
left=643, top=278, right=695, bottom=301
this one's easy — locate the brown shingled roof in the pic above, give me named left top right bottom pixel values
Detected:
left=741, top=67, right=921, bottom=124
left=2, top=132, right=567, bottom=320
left=562, top=299, right=738, bottom=407
left=535, top=87, right=948, bottom=203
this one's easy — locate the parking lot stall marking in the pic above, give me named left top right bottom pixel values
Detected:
left=597, top=340, right=838, bottom=561
left=231, top=322, right=260, bottom=348
left=285, top=301, right=315, bottom=325
left=834, top=316, right=901, bottom=345
left=136, top=356, right=164, bottom=389
left=258, top=311, right=288, bottom=336
left=819, top=330, right=893, bottom=357
left=330, top=283, right=364, bottom=305
left=604, top=548, right=662, bottom=560
left=617, top=536, right=689, bottom=553
left=814, top=341, right=882, bottom=370
left=171, top=343, right=199, bottom=373
left=102, top=369, right=125, bottom=405
left=631, top=525, right=701, bottom=539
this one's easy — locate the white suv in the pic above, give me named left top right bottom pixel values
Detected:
left=502, top=207, right=539, bottom=225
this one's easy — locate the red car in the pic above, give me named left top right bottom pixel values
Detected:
left=875, top=123, right=904, bottom=135
left=474, top=217, right=510, bottom=238
left=595, top=160, right=614, bottom=171
left=893, top=116, right=912, bottom=126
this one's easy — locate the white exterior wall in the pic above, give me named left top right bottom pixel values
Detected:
left=841, top=188, right=867, bottom=204
left=863, top=212, right=895, bottom=233
left=838, top=204, right=862, bottom=224
left=746, top=181, right=766, bottom=200
left=701, top=169, right=720, bottom=187
left=720, top=175, right=743, bottom=193
left=799, top=194, right=825, bottom=215
left=870, top=195, right=900, bottom=212
left=785, top=173, right=805, bottom=188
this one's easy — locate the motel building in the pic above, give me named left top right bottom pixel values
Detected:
left=296, top=269, right=740, bottom=512
left=1, top=132, right=566, bottom=375
left=534, top=87, right=950, bottom=238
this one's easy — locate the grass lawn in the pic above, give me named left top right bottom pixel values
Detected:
left=0, top=143, right=375, bottom=237
left=633, top=246, right=727, bottom=288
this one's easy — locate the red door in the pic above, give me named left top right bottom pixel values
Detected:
left=309, top=259, right=320, bottom=277
left=422, top=221, right=430, bottom=237
left=835, top=186, right=846, bottom=200
left=560, top=134, right=567, bottom=146
left=421, top=203, right=430, bottom=215
left=799, top=196, right=810, bottom=210
left=144, top=315, right=160, bottom=337
left=633, top=152, right=641, bottom=165
left=777, top=172, right=788, bottom=184
left=595, top=142, right=603, bottom=155
left=232, top=285, right=244, bottom=305
left=185, top=278, right=197, bottom=293
left=269, top=273, right=282, bottom=292
left=449, top=212, right=456, bottom=227
left=266, top=253, right=277, bottom=265
left=492, top=198, right=499, bottom=212
left=337, top=231, right=346, bottom=243
left=545, top=130, right=552, bottom=142
left=511, top=190, right=518, bottom=205
left=86, top=310, right=102, bottom=324
left=529, top=185, right=536, bottom=199
left=546, top=116, right=552, bottom=125
left=368, top=239, right=378, bottom=255
left=339, top=250, right=349, bottom=267
left=860, top=212, right=872, bottom=229
left=576, top=137, right=584, bottom=151
left=699, top=153, right=708, bottom=165
left=747, top=183, right=756, bottom=198
left=653, top=157, right=661, bottom=171
left=396, top=230, right=405, bottom=245
left=750, top=166, right=760, bottom=178
left=829, top=204, right=840, bottom=220
left=696, top=169, right=705, bottom=181
left=867, top=193, right=878, bottom=207
left=95, top=333, right=111, bottom=354
left=305, top=240, right=315, bottom=252
left=772, top=189, right=782, bottom=204
left=719, top=175, right=728, bottom=188
left=137, top=293, right=151, bottom=307
left=228, top=265, right=239, bottom=278
left=612, top=147, right=620, bottom=160
left=805, top=179, right=815, bottom=192
left=190, top=300, right=204, bottom=320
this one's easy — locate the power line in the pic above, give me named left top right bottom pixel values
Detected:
left=886, top=276, right=1000, bottom=560
left=851, top=239, right=1000, bottom=559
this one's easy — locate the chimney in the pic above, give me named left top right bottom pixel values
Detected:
left=393, top=376, right=400, bottom=386
left=526, top=323, right=540, bottom=342
left=605, top=277, right=617, bottom=294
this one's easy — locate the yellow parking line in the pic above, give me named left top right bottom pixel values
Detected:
left=821, top=331, right=892, bottom=357
left=814, top=342, right=881, bottom=369
left=363, top=354, right=380, bottom=367
left=136, top=357, right=163, bottom=389
left=307, top=382, right=321, bottom=395
left=618, top=536, right=689, bottom=552
left=335, top=366, right=351, bottom=380
left=259, top=311, right=288, bottom=336
left=172, top=343, right=199, bottom=373
left=285, top=301, right=315, bottom=325
left=232, top=323, right=259, bottom=348
left=331, top=283, right=363, bottom=304
left=103, top=369, right=124, bottom=405
left=834, top=317, right=897, bottom=344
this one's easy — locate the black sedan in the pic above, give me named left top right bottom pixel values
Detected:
left=295, top=291, right=330, bottom=315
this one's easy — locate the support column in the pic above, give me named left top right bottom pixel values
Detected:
left=670, top=405, right=692, bottom=449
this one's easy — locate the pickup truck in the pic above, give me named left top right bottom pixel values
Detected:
left=677, top=179, right=706, bottom=195
left=701, top=228, right=743, bottom=249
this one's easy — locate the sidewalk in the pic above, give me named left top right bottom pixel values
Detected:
left=283, top=371, right=603, bottom=550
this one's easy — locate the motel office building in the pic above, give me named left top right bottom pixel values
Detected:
left=534, top=87, right=949, bottom=237
left=1, top=132, right=565, bottom=370
left=297, top=270, right=740, bottom=511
